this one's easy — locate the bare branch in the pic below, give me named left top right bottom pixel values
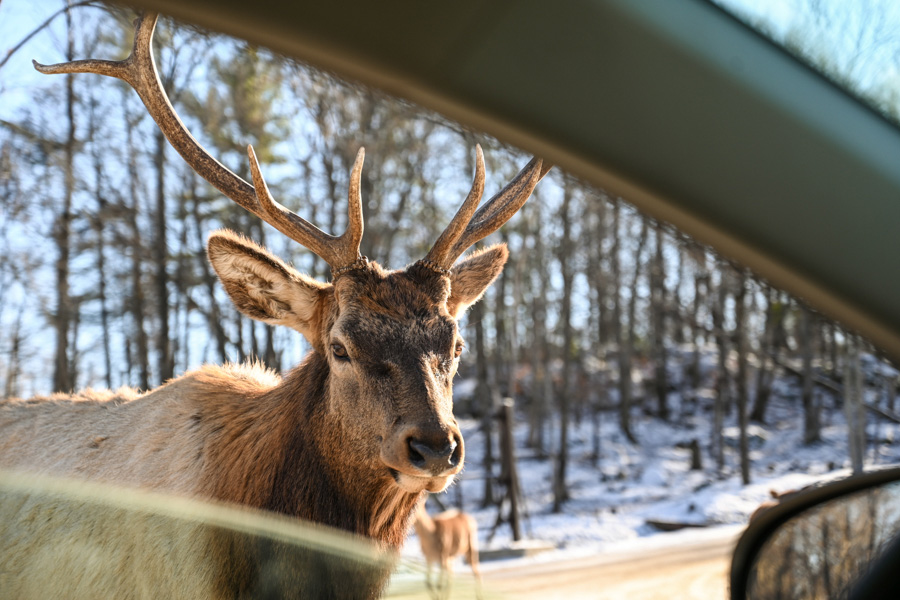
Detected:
left=0, top=0, right=99, bottom=71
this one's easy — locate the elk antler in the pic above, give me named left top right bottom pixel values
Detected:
left=34, top=12, right=363, bottom=276
left=422, top=148, right=552, bottom=271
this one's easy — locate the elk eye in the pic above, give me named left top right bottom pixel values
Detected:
left=331, top=343, right=350, bottom=362
left=454, top=341, right=464, bottom=358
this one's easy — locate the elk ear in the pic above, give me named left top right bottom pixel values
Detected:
left=446, top=244, right=509, bottom=319
left=207, top=230, right=329, bottom=341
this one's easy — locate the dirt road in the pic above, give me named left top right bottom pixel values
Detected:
left=390, top=526, right=742, bottom=600
left=483, top=528, right=741, bottom=600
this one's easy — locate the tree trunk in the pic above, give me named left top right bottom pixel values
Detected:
left=711, top=265, right=729, bottom=472
left=828, top=321, right=839, bottom=379
left=750, top=287, right=780, bottom=423
left=89, top=100, right=113, bottom=390
left=612, top=201, right=637, bottom=444
left=52, top=4, right=76, bottom=393
left=619, top=212, right=646, bottom=446
left=527, top=207, right=549, bottom=456
left=688, top=244, right=707, bottom=402
left=189, top=176, right=229, bottom=363
left=508, top=232, right=526, bottom=401
left=590, top=196, right=611, bottom=348
left=801, top=305, right=822, bottom=444
left=3, top=308, right=23, bottom=398
left=553, top=184, right=575, bottom=512
left=153, top=129, right=173, bottom=384
left=735, top=270, right=751, bottom=484
left=844, top=335, right=865, bottom=475
left=587, top=194, right=608, bottom=466
left=493, top=235, right=510, bottom=398
left=471, top=299, right=496, bottom=508
left=127, top=198, right=150, bottom=390
left=67, top=296, right=81, bottom=391
left=123, top=99, right=150, bottom=390
left=672, top=243, right=686, bottom=345
left=651, top=223, right=669, bottom=420
left=172, top=171, right=192, bottom=373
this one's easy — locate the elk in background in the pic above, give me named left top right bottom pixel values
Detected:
left=749, top=487, right=805, bottom=522
left=0, top=11, right=549, bottom=600
left=413, top=499, right=483, bottom=600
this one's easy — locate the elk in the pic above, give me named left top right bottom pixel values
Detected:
left=413, top=500, right=483, bottom=600
left=0, top=11, right=549, bottom=600
left=749, top=488, right=803, bottom=523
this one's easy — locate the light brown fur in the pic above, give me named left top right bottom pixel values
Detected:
left=413, top=501, right=483, bottom=600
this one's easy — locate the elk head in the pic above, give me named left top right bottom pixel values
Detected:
left=35, top=12, right=550, bottom=495
left=206, top=145, right=547, bottom=493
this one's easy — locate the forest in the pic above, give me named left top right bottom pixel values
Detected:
left=1, top=1, right=899, bottom=518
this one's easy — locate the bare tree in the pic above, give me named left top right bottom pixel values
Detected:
left=122, top=98, right=151, bottom=390
left=87, top=98, right=113, bottom=389
left=51, top=1, right=78, bottom=393
left=750, top=286, right=783, bottom=423
left=3, top=308, right=24, bottom=398
left=617, top=209, right=646, bottom=446
left=801, top=305, right=822, bottom=444
left=553, top=181, right=576, bottom=512
left=711, top=263, right=730, bottom=471
left=471, top=293, right=496, bottom=508
left=587, top=193, right=609, bottom=464
left=526, top=199, right=551, bottom=456
left=650, top=222, right=669, bottom=420
left=687, top=242, right=709, bottom=396
left=844, top=335, right=866, bottom=474
left=735, top=269, right=751, bottom=484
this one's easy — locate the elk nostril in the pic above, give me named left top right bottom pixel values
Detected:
left=449, top=439, right=462, bottom=468
left=408, top=437, right=457, bottom=474
left=408, top=440, right=427, bottom=468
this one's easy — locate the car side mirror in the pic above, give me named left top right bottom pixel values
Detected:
left=730, top=467, right=900, bottom=600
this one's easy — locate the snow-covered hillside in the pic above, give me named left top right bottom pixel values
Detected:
left=405, top=349, right=900, bottom=563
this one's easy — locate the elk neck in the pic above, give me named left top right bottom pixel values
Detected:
left=198, top=350, right=423, bottom=548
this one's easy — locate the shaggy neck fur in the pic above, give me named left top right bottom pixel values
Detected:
left=196, top=351, right=423, bottom=550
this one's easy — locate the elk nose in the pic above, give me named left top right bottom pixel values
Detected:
left=408, top=436, right=461, bottom=475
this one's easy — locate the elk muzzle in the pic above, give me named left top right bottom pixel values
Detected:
left=408, top=434, right=461, bottom=475
left=381, top=423, right=464, bottom=493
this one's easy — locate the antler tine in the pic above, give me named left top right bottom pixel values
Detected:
left=344, top=147, right=366, bottom=260
left=248, top=146, right=335, bottom=258
left=460, top=157, right=539, bottom=229
left=422, top=145, right=486, bottom=268
left=248, top=145, right=365, bottom=273
left=424, top=152, right=548, bottom=270
left=451, top=157, right=545, bottom=260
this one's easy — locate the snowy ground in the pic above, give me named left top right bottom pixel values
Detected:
left=401, top=351, right=900, bottom=571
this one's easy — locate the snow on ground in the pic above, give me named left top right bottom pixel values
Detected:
left=402, top=349, right=900, bottom=570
